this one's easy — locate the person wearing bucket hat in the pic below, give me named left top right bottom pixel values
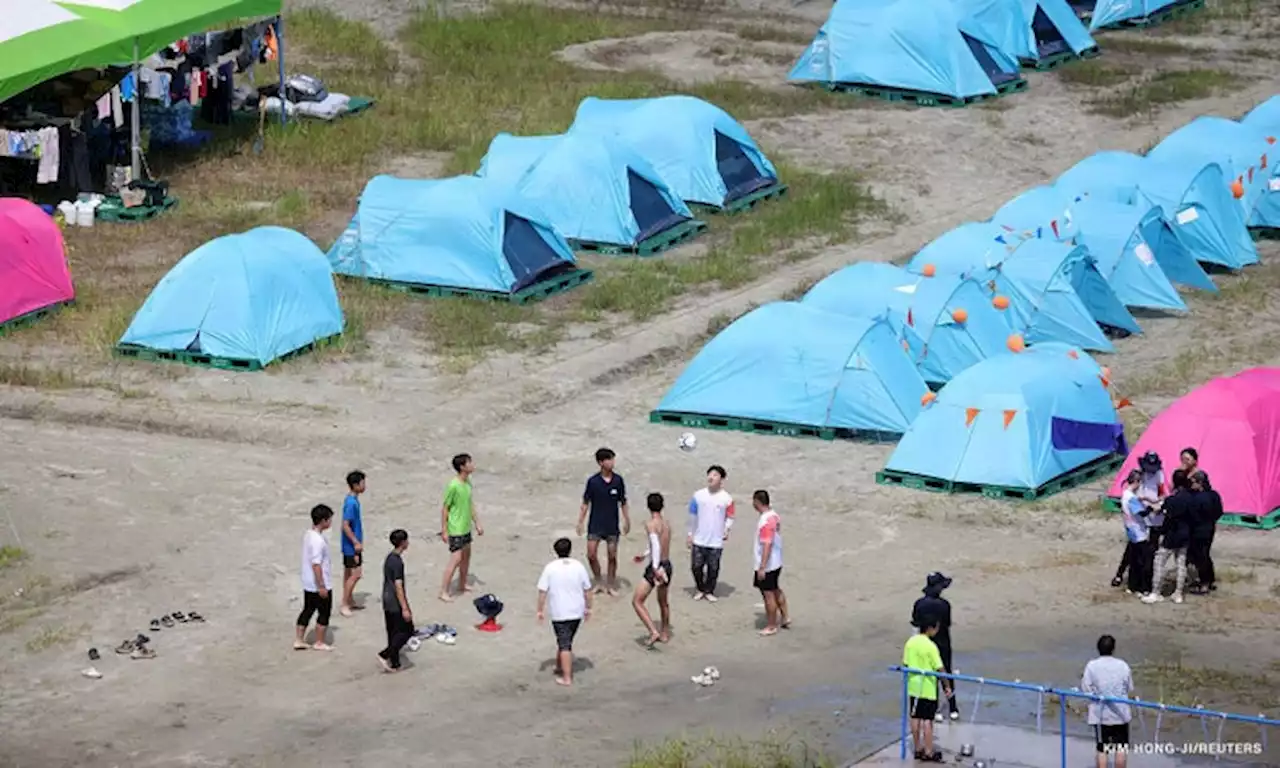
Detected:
left=911, top=573, right=959, bottom=721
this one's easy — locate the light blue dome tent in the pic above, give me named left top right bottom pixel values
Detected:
left=801, top=262, right=1013, bottom=386
left=1067, top=0, right=1201, bottom=31
left=1147, top=116, right=1280, bottom=230
left=327, top=175, right=591, bottom=304
left=569, top=96, right=785, bottom=213
left=907, top=222, right=1138, bottom=352
left=992, top=185, right=1197, bottom=311
left=953, top=0, right=1098, bottom=70
left=1242, top=96, right=1280, bottom=132
left=476, top=132, right=704, bottom=256
left=787, top=0, right=1027, bottom=107
left=878, top=342, right=1126, bottom=498
left=117, top=227, right=344, bottom=371
left=649, top=301, right=929, bottom=440
left=1057, top=151, right=1259, bottom=271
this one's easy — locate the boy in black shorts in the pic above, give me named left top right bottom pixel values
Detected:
left=632, top=493, right=672, bottom=648
left=577, top=448, right=630, bottom=596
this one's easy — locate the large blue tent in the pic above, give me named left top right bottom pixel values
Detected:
left=788, top=0, right=1021, bottom=100
left=955, top=0, right=1096, bottom=66
left=327, top=175, right=582, bottom=297
left=908, top=222, right=1136, bottom=352
left=652, top=301, right=929, bottom=436
left=1057, top=151, right=1259, bottom=270
left=801, top=262, right=1013, bottom=385
left=882, top=342, right=1125, bottom=492
left=475, top=132, right=694, bottom=249
left=1242, top=96, right=1280, bottom=132
left=569, top=96, right=780, bottom=209
left=119, top=227, right=343, bottom=368
left=1148, top=116, right=1280, bottom=229
left=993, top=186, right=1192, bottom=311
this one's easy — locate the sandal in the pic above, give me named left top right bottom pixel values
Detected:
left=1110, top=576, right=1123, bottom=588
left=172, top=612, right=188, bottom=623
left=922, top=751, right=944, bottom=763
left=150, top=619, right=161, bottom=632
left=88, top=648, right=100, bottom=661
left=160, top=616, right=175, bottom=628
left=130, top=646, right=157, bottom=660
left=115, top=639, right=136, bottom=655
left=186, top=611, right=205, bottom=623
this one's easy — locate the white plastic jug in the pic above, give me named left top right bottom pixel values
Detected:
left=57, top=201, right=76, bottom=222
left=75, top=200, right=95, bottom=228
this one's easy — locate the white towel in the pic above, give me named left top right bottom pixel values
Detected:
left=35, top=126, right=59, bottom=184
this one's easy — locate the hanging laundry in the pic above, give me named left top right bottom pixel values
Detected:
left=36, top=127, right=60, bottom=184
left=119, top=73, right=137, bottom=102
left=111, top=86, right=124, bottom=128
left=96, top=94, right=111, bottom=120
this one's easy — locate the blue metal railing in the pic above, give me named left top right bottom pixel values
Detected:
left=890, top=666, right=1280, bottom=766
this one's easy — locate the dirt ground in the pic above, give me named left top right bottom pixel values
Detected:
left=3, top=1, right=1280, bottom=767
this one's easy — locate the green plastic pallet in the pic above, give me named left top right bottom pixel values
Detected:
left=96, top=195, right=179, bottom=223
left=0, top=301, right=70, bottom=336
left=368, top=268, right=593, bottom=305
left=824, top=77, right=1028, bottom=108
left=1029, top=46, right=1100, bottom=72
left=572, top=219, right=707, bottom=256
left=1097, top=0, right=1204, bottom=29
left=1101, top=496, right=1280, bottom=530
left=691, top=183, right=790, bottom=216
left=115, top=333, right=340, bottom=372
left=648, top=410, right=900, bottom=443
left=876, top=453, right=1126, bottom=502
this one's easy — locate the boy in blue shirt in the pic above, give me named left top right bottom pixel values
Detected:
left=340, top=470, right=367, bottom=617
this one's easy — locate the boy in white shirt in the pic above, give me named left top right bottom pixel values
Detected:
left=536, top=537, right=593, bottom=687
left=752, top=490, right=789, bottom=636
left=687, top=465, right=734, bottom=602
left=294, top=504, right=334, bottom=651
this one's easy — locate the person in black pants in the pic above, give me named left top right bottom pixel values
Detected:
left=1188, top=471, right=1222, bottom=595
left=912, top=572, right=960, bottom=721
left=378, top=529, right=414, bottom=673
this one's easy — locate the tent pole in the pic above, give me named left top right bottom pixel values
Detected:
left=274, top=16, right=287, bottom=126
left=131, top=38, right=142, bottom=181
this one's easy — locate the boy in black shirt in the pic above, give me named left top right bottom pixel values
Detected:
left=912, top=572, right=960, bottom=721
left=378, top=529, right=413, bottom=673
left=576, top=448, right=630, bottom=596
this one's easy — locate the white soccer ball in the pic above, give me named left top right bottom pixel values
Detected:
left=679, top=432, right=698, bottom=452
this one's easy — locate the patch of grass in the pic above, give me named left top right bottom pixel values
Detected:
left=733, top=24, right=813, bottom=45
left=1055, top=60, right=1139, bottom=88
left=1216, top=566, right=1258, bottom=584
left=0, top=546, right=27, bottom=570
left=573, top=167, right=883, bottom=321
left=779, top=276, right=819, bottom=301
left=24, top=624, right=83, bottom=653
left=703, top=302, right=760, bottom=338
left=1089, top=70, right=1243, bottom=118
left=1103, top=36, right=1198, bottom=57
left=0, top=363, right=84, bottom=389
left=627, top=736, right=832, bottom=768
left=1133, top=659, right=1272, bottom=709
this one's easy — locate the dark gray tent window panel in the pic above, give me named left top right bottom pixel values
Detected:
left=961, top=33, right=1021, bottom=86
left=186, top=332, right=203, bottom=353
left=627, top=168, right=689, bottom=242
left=502, top=212, right=575, bottom=292
left=1032, top=6, right=1070, bottom=57
left=714, top=130, right=776, bottom=204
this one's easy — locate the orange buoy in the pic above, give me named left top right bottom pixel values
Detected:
left=992, top=294, right=1011, bottom=310
left=1269, top=137, right=1277, bottom=145
left=1007, top=333, right=1026, bottom=353
left=1231, top=178, right=1245, bottom=199
left=921, top=263, right=937, bottom=277
left=951, top=308, right=968, bottom=324
left=921, top=391, right=937, bottom=406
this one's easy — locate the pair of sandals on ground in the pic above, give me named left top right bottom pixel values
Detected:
left=114, top=611, right=205, bottom=657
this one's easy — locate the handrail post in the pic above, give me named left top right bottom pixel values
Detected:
left=1058, top=693, right=1068, bottom=768
left=899, top=668, right=909, bottom=759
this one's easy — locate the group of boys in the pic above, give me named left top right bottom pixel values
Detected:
left=291, top=448, right=791, bottom=681
left=1114, top=447, right=1224, bottom=604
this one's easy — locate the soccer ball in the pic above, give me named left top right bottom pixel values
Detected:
left=679, top=432, right=697, bottom=452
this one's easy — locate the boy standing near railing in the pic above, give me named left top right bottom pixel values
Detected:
left=1081, top=634, right=1134, bottom=768
left=903, top=615, right=950, bottom=763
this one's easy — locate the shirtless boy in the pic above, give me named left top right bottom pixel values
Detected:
left=632, top=492, right=672, bottom=648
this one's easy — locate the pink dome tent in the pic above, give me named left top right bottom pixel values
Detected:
left=0, top=198, right=74, bottom=330
left=1106, top=368, right=1280, bottom=529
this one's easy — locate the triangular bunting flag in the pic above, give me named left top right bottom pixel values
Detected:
left=906, top=308, right=914, bottom=327
left=1002, top=410, right=1016, bottom=429
left=1115, top=397, right=1132, bottom=409
left=1001, top=224, right=1015, bottom=232
left=1036, top=227, right=1043, bottom=239
left=921, top=343, right=928, bottom=360
left=965, top=408, right=979, bottom=427
left=1249, top=167, right=1255, bottom=183
left=1050, top=220, right=1059, bottom=238
left=1263, top=153, right=1269, bottom=169
left=1067, top=349, right=1079, bottom=359
left=994, top=234, right=1006, bottom=244
left=1100, top=373, right=1111, bottom=388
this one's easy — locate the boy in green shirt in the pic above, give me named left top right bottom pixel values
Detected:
left=439, top=453, right=484, bottom=602
left=903, top=616, right=950, bottom=762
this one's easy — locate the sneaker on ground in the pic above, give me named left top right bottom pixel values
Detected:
left=705, top=593, right=718, bottom=603
left=1172, top=594, right=1184, bottom=604
left=949, top=711, right=960, bottom=721
left=1141, top=594, right=1164, bottom=604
